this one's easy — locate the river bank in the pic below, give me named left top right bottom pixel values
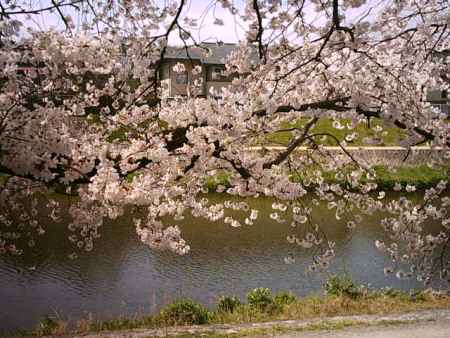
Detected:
left=77, top=309, right=450, bottom=338
left=8, top=280, right=450, bottom=337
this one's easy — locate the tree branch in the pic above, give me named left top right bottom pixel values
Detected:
left=252, top=0, right=267, bottom=63
left=263, top=116, right=319, bottom=169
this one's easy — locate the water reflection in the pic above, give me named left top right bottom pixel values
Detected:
left=0, top=194, right=446, bottom=332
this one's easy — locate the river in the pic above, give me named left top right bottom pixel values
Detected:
left=0, top=193, right=446, bottom=332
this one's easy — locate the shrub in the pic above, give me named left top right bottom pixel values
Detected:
left=36, top=315, right=67, bottom=336
left=410, top=289, right=429, bottom=302
left=247, top=287, right=273, bottom=309
left=324, top=274, right=367, bottom=299
left=162, top=299, right=209, bottom=325
left=274, top=290, right=297, bottom=306
left=380, top=287, right=407, bottom=299
left=217, top=295, right=241, bottom=313
left=203, top=172, right=231, bottom=192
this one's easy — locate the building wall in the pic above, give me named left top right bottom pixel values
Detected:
left=427, top=89, right=447, bottom=103
left=204, top=64, right=233, bottom=97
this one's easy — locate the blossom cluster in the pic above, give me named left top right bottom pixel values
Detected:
left=0, top=0, right=449, bottom=284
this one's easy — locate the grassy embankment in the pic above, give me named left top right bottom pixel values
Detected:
left=266, top=117, right=408, bottom=146
left=14, top=275, right=450, bottom=337
left=204, top=118, right=448, bottom=191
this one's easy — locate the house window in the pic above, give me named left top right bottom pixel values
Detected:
left=431, top=104, right=441, bottom=115
left=442, top=90, right=448, bottom=99
left=210, top=66, right=227, bottom=81
left=175, top=72, right=188, bottom=85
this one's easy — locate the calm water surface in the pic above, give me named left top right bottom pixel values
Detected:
left=0, top=194, right=446, bottom=331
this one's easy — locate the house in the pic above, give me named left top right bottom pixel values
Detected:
left=158, top=42, right=257, bottom=98
left=427, top=49, right=450, bottom=117
left=159, top=44, right=449, bottom=117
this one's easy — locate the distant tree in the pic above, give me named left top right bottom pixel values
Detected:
left=0, top=0, right=449, bottom=285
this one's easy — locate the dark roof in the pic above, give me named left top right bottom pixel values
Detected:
left=165, top=42, right=258, bottom=65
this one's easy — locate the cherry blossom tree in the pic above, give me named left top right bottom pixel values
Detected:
left=0, top=0, right=449, bottom=285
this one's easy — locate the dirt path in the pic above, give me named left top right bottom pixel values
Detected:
left=276, top=320, right=450, bottom=338
left=76, top=309, right=450, bottom=338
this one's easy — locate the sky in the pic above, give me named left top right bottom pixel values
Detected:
left=11, top=0, right=383, bottom=45
left=167, top=0, right=382, bottom=45
left=13, top=0, right=247, bottom=43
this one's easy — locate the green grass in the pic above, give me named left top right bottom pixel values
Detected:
left=204, top=171, right=232, bottom=191
left=266, top=118, right=408, bottom=146
left=292, top=164, right=449, bottom=190
left=204, top=164, right=449, bottom=192
left=106, top=117, right=409, bottom=146
left=0, top=173, right=8, bottom=185
left=373, top=164, right=449, bottom=190
left=106, top=126, right=131, bottom=142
